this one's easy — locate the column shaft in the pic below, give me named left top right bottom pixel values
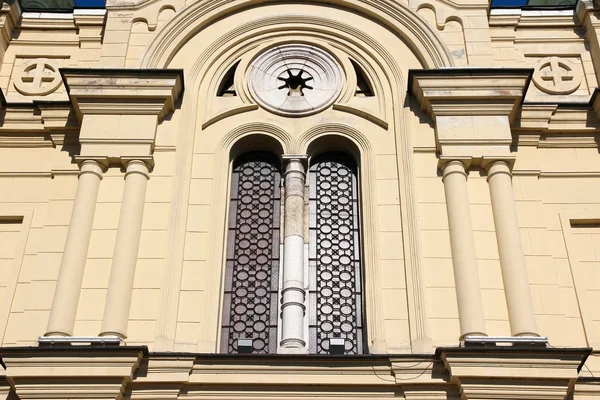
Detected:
left=487, top=160, right=538, bottom=337
left=442, top=161, right=487, bottom=339
left=280, top=157, right=306, bottom=350
left=100, top=160, right=150, bottom=338
left=45, top=159, right=104, bottom=336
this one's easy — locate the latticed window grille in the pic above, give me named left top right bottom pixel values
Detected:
left=220, top=152, right=281, bottom=354
left=308, top=153, right=364, bottom=354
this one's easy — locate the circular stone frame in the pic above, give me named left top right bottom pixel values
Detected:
left=248, top=44, right=344, bottom=117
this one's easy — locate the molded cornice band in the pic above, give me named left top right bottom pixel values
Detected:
left=59, top=68, right=184, bottom=120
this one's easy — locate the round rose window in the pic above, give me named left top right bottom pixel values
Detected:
left=248, top=44, right=344, bottom=116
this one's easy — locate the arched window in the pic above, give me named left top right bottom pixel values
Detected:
left=220, top=152, right=281, bottom=354
left=220, top=149, right=365, bottom=355
left=308, top=153, right=364, bottom=354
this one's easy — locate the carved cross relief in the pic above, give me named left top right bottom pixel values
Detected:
left=532, top=56, right=582, bottom=95
left=13, top=59, right=63, bottom=96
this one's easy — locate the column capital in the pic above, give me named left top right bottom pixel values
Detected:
left=438, top=156, right=472, bottom=172
left=120, top=156, right=154, bottom=171
left=282, top=154, right=308, bottom=164
left=60, top=68, right=184, bottom=121
left=482, top=157, right=516, bottom=175
left=122, top=159, right=152, bottom=180
left=282, top=154, right=308, bottom=177
left=74, top=156, right=109, bottom=174
left=440, top=159, right=469, bottom=182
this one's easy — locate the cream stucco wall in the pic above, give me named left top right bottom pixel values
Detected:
left=0, top=0, right=598, bottom=398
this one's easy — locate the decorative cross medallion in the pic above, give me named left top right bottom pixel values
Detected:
left=248, top=44, right=343, bottom=116
left=13, top=59, right=63, bottom=96
left=532, top=56, right=582, bottom=95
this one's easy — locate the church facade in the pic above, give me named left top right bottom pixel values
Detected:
left=0, top=0, right=598, bottom=398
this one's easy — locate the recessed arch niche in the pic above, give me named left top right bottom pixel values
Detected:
left=150, top=0, right=445, bottom=354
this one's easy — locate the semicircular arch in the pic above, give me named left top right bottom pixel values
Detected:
left=155, top=2, right=432, bottom=353
left=139, top=0, right=454, bottom=70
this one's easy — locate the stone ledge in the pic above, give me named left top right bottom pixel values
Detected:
left=0, top=347, right=592, bottom=400
left=437, top=346, right=591, bottom=400
left=60, top=68, right=184, bottom=120
left=408, top=68, right=532, bottom=122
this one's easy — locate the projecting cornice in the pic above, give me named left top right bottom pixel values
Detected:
left=408, top=68, right=533, bottom=161
left=408, top=68, right=533, bottom=123
left=0, top=347, right=593, bottom=400
left=1, top=346, right=146, bottom=400
left=60, top=68, right=184, bottom=121
left=437, top=346, right=592, bottom=400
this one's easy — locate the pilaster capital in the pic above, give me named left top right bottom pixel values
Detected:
left=60, top=68, right=184, bottom=121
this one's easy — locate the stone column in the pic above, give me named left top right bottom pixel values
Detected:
left=100, top=159, right=151, bottom=338
left=45, top=159, right=105, bottom=336
left=486, top=160, right=538, bottom=337
left=442, top=160, right=487, bottom=339
left=280, top=155, right=307, bottom=352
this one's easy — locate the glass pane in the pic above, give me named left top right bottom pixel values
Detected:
left=220, top=152, right=281, bottom=354
left=308, top=153, right=364, bottom=355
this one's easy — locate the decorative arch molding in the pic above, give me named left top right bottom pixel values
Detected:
left=154, top=1, right=432, bottom=353
left=199, top=23, right=391, bottom=129
left=220, top=122, right=293, bottom=157
left=138, top=0, right=454, bottom=69
left=298, top=124, right=386, bottom=352
left=298, top=123, right=372, bottom=155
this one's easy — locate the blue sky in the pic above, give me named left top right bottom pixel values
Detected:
left=491, top=0, right=528, bottom=6
left=74, top=0, right=105, bottom=7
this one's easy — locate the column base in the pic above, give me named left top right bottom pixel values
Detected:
left=460, top=332, right=487, bottom=341
left=280, top=338, right=306, bottom=347
left=515, top=332, right=540, bottom=337
left=279, top=347, right=309, bottom=354
left=99, top=331, right=127, bottom=340
left=38, top=336, right=122, bottom=346
left=43, top=331, right=69, bottom=337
